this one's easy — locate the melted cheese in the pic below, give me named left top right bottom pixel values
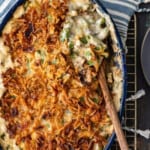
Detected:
left=69, top=0, right=90, bottom=10
left=112, top=66, right=123, bottom=111
left=0, top=118, right=19, bottom=150
left=13, top=6, right=25, bottom=19
left=0, top=38, right=14, bottom=98
left=0, top=75, right=5, bottom=98
left=2, top=20, right=14, bottom=34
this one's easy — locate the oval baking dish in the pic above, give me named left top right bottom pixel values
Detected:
left=0, top=0, right=127, bottom=150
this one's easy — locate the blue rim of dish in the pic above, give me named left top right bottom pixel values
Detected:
left=0, top=0, right=127, bottom=150
left=0, top=0, right=25, bottom=33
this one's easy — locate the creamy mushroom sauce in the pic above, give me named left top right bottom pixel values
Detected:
left=61, top=0, right=123, bottom=112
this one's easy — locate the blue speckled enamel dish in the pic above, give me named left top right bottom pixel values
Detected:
left=0, top=0, right=127, bottom=150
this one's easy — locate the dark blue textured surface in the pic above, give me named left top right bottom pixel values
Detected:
left=0, top=1, right=127, bottom=150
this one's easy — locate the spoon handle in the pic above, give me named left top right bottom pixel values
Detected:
left=99, top=65, right=129, bottom=150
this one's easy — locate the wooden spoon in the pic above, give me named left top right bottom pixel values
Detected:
left=98, top=64, right=129, bottom=150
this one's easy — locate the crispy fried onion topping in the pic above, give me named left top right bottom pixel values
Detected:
left=0, top=0, right=112, bottom=149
